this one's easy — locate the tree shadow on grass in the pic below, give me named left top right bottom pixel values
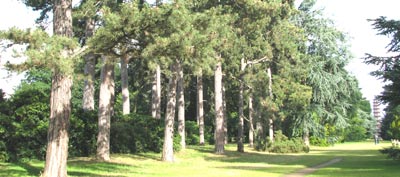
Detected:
left=189, top=144, right=400, bottom=176
left=0, top=161, right=42, bottom=177
left=68, top=157, right=147, bottom=177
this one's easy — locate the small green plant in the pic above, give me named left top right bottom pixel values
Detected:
left=379, top=147, right=400, bottom=160
left=267, top=131, right=309, bottom=153
left=379, top=141, right=400, bottom=160
left=310, top=136, right=330, bottom=147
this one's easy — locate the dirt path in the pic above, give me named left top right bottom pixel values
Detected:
left=282, top=158, right=342, bottom=177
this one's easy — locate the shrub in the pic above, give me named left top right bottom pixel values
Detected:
left=0, top=141, right=9, bottom=162
left=110, top=113, right=181, bottom=154
left=255, top=136, right=268, bottom=151
left=111, top=114, right=163, bottom=153
left=185, top=121, right=200, bottom=145
left=69, top=109, right=98, bottom=157
left=267, top=131, right=309, bottom=153
left=380, top=147, right=400, bottom=160
left=310, top=136, right=330, bottom=147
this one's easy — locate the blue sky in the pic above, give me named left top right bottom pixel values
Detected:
left=0, top=0, right=398, bottom=113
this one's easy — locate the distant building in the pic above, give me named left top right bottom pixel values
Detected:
left=373, top=98, right=381, bottom=135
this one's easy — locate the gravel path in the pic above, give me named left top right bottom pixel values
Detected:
left=282, top=158, right=342, bottom=177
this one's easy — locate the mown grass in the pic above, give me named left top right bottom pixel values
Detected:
left=1, top=141, right=399, bottom=177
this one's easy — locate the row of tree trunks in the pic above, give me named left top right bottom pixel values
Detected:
left=96, top=56, right=115, bottom=161
left=43, top=0, right=73, bottom=176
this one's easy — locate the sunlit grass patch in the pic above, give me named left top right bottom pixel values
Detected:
left=1, top=141, right=399, bottom=177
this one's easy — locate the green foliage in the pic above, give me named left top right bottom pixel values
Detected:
left=309, top=136, right=330, bottom=147
left=111, top=114, right=163, bottom=153
left=110, top=113, right=181, bottom=153
left=185, top=121, right=200, bottom=145
left=380, top=147, right=400, bottom=160
left=364, top=17, right=400, bottom=140
left=254, top=130, right=309, bottom=153
left=69, top=109, right=98, bottom=157
left=0, top=28, right=83, bottom=75
left=382, top=105, right=400, bottom=139
left=267, top=131, right=309, bottom=153
left=288, top=0, right=361, bottom=143
left=0, top=69, right=51, bottom=162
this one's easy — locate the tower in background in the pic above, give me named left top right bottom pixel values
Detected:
left=373, top=98, right=381, bottom=136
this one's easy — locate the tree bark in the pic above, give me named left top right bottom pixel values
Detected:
left=152, top=65, right=161, bottom=119
left=267, top=67, right=274, bottom=142
left=255, top=107, right=265, bottom=144
left=121, top=54, right=130, bottom=115
left=237, top=58, right=245, bottom=152
left=223, top=81, right=228, bottom=145
left=177, top=62, right=185, bottom=149
left=44, top=75, right=72, bottom=177
left=303, top=129, right=310, bottom=147
left=197, top=71, right=205, bottom=145
left=248, top=93, right=254, bottom=148
left=214, top=60, right=224, bottom=154
left=43, top=0, right=73, bottom=176
left=162, top=62, right=178, bottom=162
left=82, top=18, right=96, bottom=111
left=96, top=56, right=115, bottom=161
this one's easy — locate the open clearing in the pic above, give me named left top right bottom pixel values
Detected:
left=1, top=141, right=399, bottom=177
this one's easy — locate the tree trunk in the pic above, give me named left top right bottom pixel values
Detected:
left=214, top=60, right=224, bottom=154
left=303, top=129, right=310, bottom=147
left=177, top=62, right=185, bottom=149
left=43, top=0, right=73, bottom=176
left=267, top=67, right=274, bottom=142
left=237, top=58, right=245, bottom=152
left=223, top=79, right=228, bottom=145
left=96, top=56, right=115, bottom=161
left=121, top=54, right=130, bottom=115
left=162, top=62, right=178, bottom=162
left=197, top=71, right=205, bottom=145
left=82, top=18, right=96, bottom=111
left=255, top=107, right=265, bottom=146
left=44, top=75, right=72, bottom=177
left=248, top=93, right=254, bottom=148
left=152, top=65, right=161, bottom=119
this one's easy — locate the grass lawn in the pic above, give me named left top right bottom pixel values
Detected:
left=1, top=141, right=399, bottom=177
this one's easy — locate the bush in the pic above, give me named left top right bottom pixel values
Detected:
left=380, top=147, right=400, bottom=160
left=255, top=136, right=268, bottom=151
left=267, top=131, right=309, bottom=153
left=110, top=113, right=181, bottom=154
left=111, top=114, right=163, bottom=153
left=185, top=121, right=200, bottom=145
left=69, top=109, right=98, bottom=157
left=0, top=141, right=9, bottom=162
left=310, top=136, right=330, bottom=147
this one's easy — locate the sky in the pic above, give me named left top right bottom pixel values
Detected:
left=0, top=0, right=398, bottom=113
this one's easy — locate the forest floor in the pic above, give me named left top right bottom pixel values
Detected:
left=0, top=141, right=399, bottom=177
